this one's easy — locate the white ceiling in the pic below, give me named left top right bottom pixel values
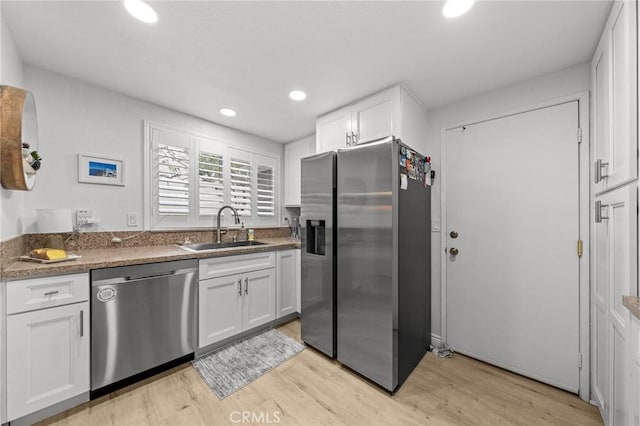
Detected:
left=2, top=1, right=612, bottom=143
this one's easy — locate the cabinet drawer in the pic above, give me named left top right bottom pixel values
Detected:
left=7, top=273, right=89, bottom=315
left=200, top=252, right=275, bottom=280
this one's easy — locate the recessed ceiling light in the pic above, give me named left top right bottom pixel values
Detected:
left=219, top=108, right=237, bottom=117
left=289, top=90, right=307, bottom=101
left=442, top=0, right=476, bottom=18
left=124, top=0, right=158, bottom=24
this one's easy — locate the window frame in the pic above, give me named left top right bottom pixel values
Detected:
left=144, top=121, right=280, bottom=230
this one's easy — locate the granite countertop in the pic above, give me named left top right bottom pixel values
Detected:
left=623, top=296, right=640, bottom=321
left=2, top=237, right=301, bottom=279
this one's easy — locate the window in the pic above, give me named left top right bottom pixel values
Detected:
left=146, top=123, right=279, bottom=229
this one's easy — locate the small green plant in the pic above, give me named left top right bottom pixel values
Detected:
left=30, top=150, right=42, bottom=171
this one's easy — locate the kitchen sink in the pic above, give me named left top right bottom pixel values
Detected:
left=179, top=240, right=268, bottom=252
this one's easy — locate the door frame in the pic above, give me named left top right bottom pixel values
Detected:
left=439, top=92, right=590, bottom=401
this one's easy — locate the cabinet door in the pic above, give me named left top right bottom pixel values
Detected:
left=316, top=107, right=350, bottom=153
left=592, top=43, right=610, bottom=195
left=351, top=88, right=399, bottom=145
left=7, top=302, right=89, bottom=421
left=593, top=1, right=638, bottom=193
left=276, top=250, right=297, bottom=318
left=592, top=185, right=637, bottom=424
left=243, top=268, right=276, bottom=330
left=199, top=275, right=243, bottom=347
left=284, top=135, right=315, bottom=207
left=631, top=316, right=640, bottom=426
left=608, top=0, right=637, bottom=189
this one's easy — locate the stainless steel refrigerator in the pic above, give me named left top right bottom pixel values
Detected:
left=301, top=150, right=337, bottom=358
left=301, top=137, right=431, bottom=392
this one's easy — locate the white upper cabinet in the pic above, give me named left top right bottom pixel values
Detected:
left=284, top=135, right=315, bottom=207
left=592, top=1, right=638, bottom=194
left=351, top=88, right=398, bottom=144
left=316, top=106, right=352, bottom=154
left=315, top=85, right=427, bottom=154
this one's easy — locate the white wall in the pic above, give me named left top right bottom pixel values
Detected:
left=0, top=15, right=25, bottom=241
left=426, top=63, right=591, bottom=339
left=20, top=65, right=284, bottom=233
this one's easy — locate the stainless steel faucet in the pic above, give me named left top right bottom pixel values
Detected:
left=216, top=205, right=240, bottom=243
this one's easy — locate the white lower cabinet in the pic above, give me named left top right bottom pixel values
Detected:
left=198, top=274, right=244, bottom=345
left=198, top=252, right=278, bottom=348
left=7, top=301, right=89, bottom=421
left=199, top=269, right=275, bottom=348
left=631, top=315, right=640, bottom=426
left=276, top=250, right=298, bottom=318
left=243, top=269, right=276, bottom=329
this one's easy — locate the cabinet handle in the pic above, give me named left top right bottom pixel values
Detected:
left=245, top=277, right=249, bottom=295
left=595, top=200, right=609, bottom=223
left=44, top=290, right=59, bottom=296
left=346, top=132, right=351, bottom=146
left=238, top=279, right=242, bottom=296
left=594, top=159, right=609, bottom=184
left=80, top=310, right=84, bottom=337
left=352, top=132, right=357, bottom=145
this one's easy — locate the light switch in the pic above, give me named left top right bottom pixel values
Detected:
left=432, top=219, right=440, bottom=232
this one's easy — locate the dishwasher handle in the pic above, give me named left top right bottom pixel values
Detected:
left=125, top=271, right=176, bottom=282
left=93, top=268, right=197, bottom=286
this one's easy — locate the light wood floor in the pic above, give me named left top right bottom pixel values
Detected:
left=39, top=320, right=602, bottom=425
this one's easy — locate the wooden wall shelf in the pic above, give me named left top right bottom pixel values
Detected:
left=1, top=85, right=39, bottom=191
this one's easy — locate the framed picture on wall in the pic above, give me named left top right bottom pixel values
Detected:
left=78, top=154, right=125, bottom=186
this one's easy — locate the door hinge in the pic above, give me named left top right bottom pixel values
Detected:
left=577, top=353, right=583, bottom=368
left=577, top=239, right=583, bottom=257
left=577, top=128, right=582, bottom=143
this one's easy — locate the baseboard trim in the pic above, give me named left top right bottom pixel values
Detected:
left=430, top=333, right=442, bottom=348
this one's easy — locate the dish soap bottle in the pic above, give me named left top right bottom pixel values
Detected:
left=239, top=222, right=248, bottom=241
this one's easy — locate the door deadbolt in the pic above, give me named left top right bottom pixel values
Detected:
left=450, top=231, right=459, bottom=239
left=449, top=247, right=459, bottom=255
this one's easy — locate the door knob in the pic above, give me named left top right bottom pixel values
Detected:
left=450, top=231, right=459, bottom=239
left=449, top=247, right=459, bottom=255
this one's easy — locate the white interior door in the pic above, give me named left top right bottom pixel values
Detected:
left=445, top=101, right=581, bottom=392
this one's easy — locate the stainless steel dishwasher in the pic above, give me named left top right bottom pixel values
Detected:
left=91, top=259, right=197, bottom=396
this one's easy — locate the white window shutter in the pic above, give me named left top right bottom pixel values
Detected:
left=198, top=151, right=224, bottom=216
left=156, top=144, right=191, bottom=215
left=256, top=164, right=275, bottom=216
left=230, top=157, right=252, bottom=216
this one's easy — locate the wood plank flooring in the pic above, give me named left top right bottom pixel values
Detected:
left=39, top=320, right=602, bottom=425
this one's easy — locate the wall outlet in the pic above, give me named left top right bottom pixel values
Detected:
left=127, top=212, right=138, bottom=227
left=76, top=209, right=93, bottom=225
